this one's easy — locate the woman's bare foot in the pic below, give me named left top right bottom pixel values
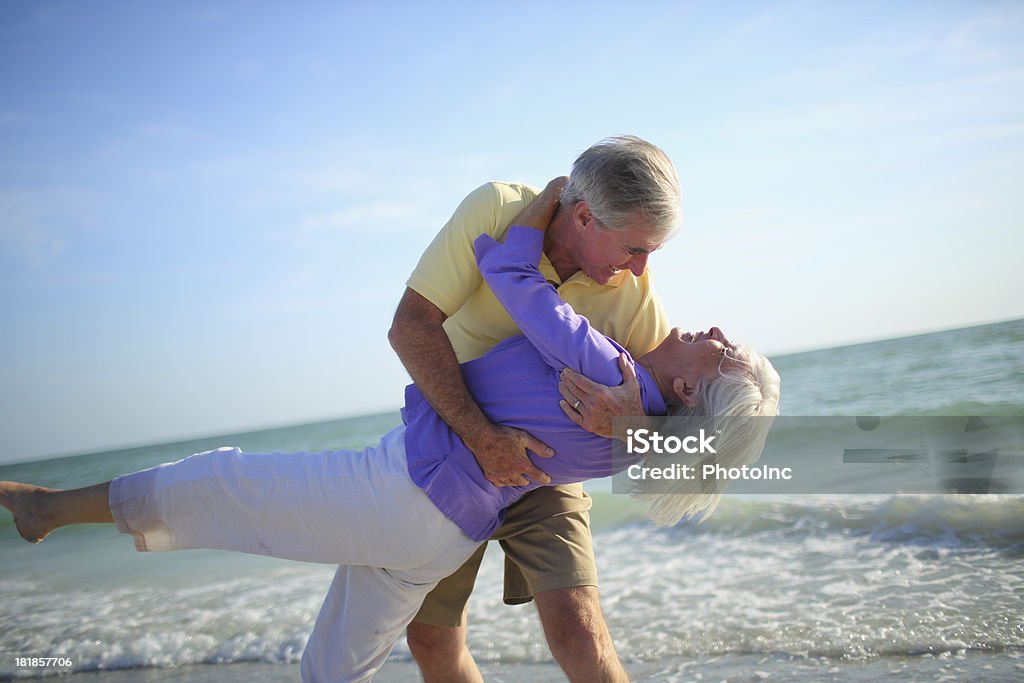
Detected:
left=0, top=481, right=61, bottom=543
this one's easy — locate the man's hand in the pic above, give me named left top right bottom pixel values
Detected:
left=390, top=288, right=555, bottom=488
left=559, top=354, right=644, bottom=439
left=464, top=423, right=554, bottom=487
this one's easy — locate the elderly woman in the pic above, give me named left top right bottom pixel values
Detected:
left=1, top=221, right=780, bottom=683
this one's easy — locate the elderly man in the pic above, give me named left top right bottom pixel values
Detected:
left=389, top=135, right=681, bottom=682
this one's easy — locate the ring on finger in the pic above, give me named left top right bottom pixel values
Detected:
left=573, top=399, right=581, bottom=411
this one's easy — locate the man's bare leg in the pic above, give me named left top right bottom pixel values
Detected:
left=0, top=481, right=112, bottom=543
left=406, top=621, right=484, bottom=683
left=534, top=586, right=629, bottom=683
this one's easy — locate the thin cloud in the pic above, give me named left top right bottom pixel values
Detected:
left=940, top=7, right=1024, bottom=66
left=0, top=192, right=67, bottom=267
left=298, top=203, right=417, bottom=234
left=964, top=123, right=1024, bottom=142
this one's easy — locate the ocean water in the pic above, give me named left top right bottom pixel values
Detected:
left=2, top=319, right=1023, bottom=682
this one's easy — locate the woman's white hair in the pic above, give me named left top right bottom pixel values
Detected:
left=632, top=345, right=781, bottom=526
left=561, top=135, right=681, bottom=241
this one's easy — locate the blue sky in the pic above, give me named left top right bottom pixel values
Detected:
left=1, top=1, right=1022, bottom=463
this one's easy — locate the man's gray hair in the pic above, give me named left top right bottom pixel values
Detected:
left=632, top=347, right=781, bottom=526
left=561, top=135, right=682, bottom=240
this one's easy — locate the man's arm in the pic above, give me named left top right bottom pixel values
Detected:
left=388, top=179, right=569, bottom=487
left=388, top=289, right=553, bottom=487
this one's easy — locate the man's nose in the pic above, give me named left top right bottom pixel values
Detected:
left=627, top=252, right=649, bottom=276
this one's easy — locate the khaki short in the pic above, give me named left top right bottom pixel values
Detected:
left=412, top=483, right=596, bottom=628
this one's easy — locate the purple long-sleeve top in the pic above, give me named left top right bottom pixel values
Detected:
left=402, top=225, right=667, bottom=541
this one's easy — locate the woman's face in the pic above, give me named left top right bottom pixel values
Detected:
left=666, top=327, right=747, bottom=401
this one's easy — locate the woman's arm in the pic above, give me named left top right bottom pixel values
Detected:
left=475, top=228, right=627, bottom=389
left=507, top=176, right=566, bottom=231
left=391, top=183, right=556, bottom=487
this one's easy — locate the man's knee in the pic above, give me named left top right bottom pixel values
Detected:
left=407, top=621, right=484, bottom=683
left=406, top=620, right=466, bottom=662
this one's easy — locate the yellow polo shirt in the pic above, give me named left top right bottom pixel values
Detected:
left=407, top=181, right=670, bottom=363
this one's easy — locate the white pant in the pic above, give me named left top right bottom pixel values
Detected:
left=110, top=426, right=481, bottom=682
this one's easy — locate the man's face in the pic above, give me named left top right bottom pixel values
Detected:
left=575, top=205, right=664, bottom=285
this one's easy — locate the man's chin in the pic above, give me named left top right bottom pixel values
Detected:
left=587, top=268, right=616, bottom=285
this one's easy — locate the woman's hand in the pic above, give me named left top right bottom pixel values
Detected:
left=510, top=176, right=568, bottom=231
left=559, top=354, right=644, bottom=439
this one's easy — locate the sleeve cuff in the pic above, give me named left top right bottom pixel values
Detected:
left=501, top=225, right=545, bottom=264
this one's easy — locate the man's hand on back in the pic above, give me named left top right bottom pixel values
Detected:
left=390, top=287, right=554, bottom=488
left=463, top=423, right=554, bottom=487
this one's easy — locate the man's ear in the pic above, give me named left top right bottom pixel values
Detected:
left=672, top=377, right=698, bottom=408
left=572, top=200, right=593, bottom=230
